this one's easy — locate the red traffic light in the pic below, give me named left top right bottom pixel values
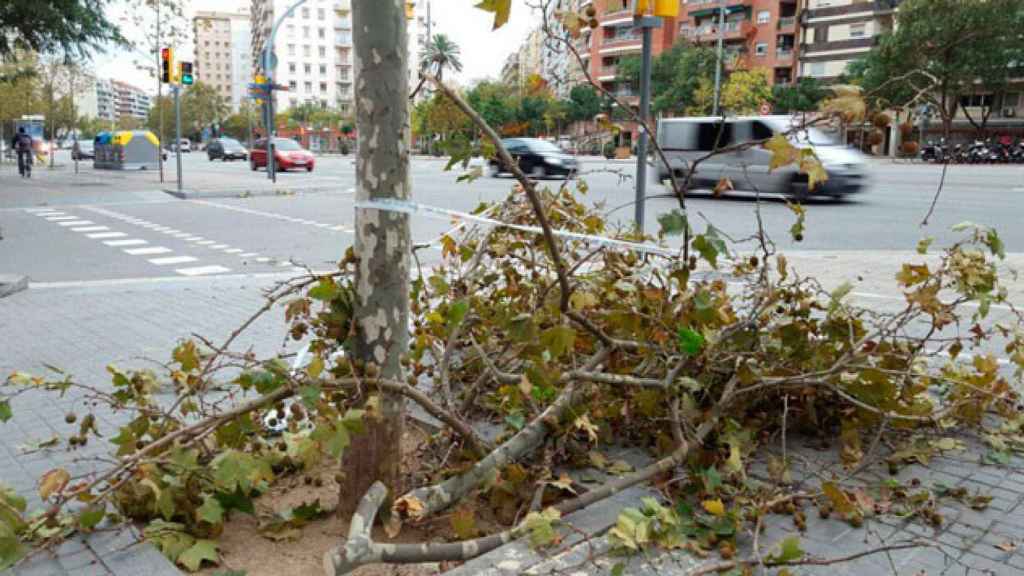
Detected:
left=161, top=48, right=170, bottom=60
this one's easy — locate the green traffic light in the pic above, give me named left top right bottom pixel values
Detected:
left=181, top=74, right=194, bottom=86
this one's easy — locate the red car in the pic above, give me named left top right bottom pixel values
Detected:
left=250, top=138, right=315, bottom=172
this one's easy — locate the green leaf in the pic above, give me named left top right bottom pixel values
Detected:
left=829, top=281, right=853, bottom=312
left=523, top=507, right=560, bottom=548
left=311, top=419, right=350, bottom=459
left=447, top=299, right=469, bottom=327
left=214, top=487, right=254, bottom=515
left=916, top=236, right=934, bottom=254
left=677, top=327, right=705, bottom=356
left=308, top=277, right=339, bottom=301
left=291, top=500, right=324, bottom=522
left=173, top=340, right=200, bottom=372
left=77, top=506, right=105, bottom=532
left=987, top=229, right=1006, bottom=259
left=178, top=539, right=219, bottom=572
left=197, top=495, right=224, bottom=525
left=540, top=325, right=576, bottom=359
left=611, top=563, right=625, bottom=576
left=0, top=400, right=10, bottom=424
left=0, top=521, right=26, bottom=571
left=691, top=225, right=727, bottom=268
left=299, top=384, right=322, bottom=410
left=657, top=209, right=689, bottom=237
left=213, top=450, right=274, bottom=494
left=787, top=201, right=806, bottom=241
left=475, top=0, right=511, bottom=29
left=305, top=356, right=324, bottom=379
left=767, top=535, right=804, bottom=564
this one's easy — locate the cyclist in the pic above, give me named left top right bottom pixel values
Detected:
left=11, top=127, right=34, bottom=178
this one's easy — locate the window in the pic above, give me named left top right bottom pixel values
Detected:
left=755, top=42, right=768, bottom=56
left=288, top=44, right=296, bottom=56
left=304, top=81, right=312, bottom=92
left=289, top=80, right=297, bottom=90
left=319, top=64, right=327, bottom=75
left=960, top=94, right=994, bottom=108
left=303, top=26, right=310, bottom=38
left=289, top=63, right=296, bottom=73
left=301, top=7, right=309, bottom=18
left=849, top=23, right=866, bottom=38
left=319, top=82, right=327, bottom=93
left=303, top=45, right=311, bottom=57
left=319, top=46, right=326, bottom=57
left=809, top=62, right=825, bottom=76
left=318, top=8, right=325, bottom=19
left=697, top=123, right=732, bottom=151
left=757, top=10, right=770, bottom=24
left=752, top=121, right=774, bottom=140
left=318, top=27, right=325, bottom=39
left=304, top=63, right=312, bottom=74
left=287, top=24, right=295, bottom=37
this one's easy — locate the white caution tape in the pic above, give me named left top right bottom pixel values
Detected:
left=355, top=198, right=680, bottom=258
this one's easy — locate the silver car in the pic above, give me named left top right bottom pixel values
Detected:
left=655, top=115, right=867, bottom=199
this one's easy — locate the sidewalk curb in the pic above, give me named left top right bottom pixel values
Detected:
left=0, top=273, right=28, bottom=298
left=162, top=185, right=342, bottom=199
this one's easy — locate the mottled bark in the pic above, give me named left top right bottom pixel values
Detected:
left=340, top=0, right=410, bottom=516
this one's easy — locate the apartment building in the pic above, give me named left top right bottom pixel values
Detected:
left=407, top=1, right=431, bottom=102
left=797, top=0, right=898, bottom=81
left=681, top=0, right=799, bottom=85
left=250, top=0, right=354, bottom=114
left=578, top=0, right=678, bottom=103
left=194, top=9, right=252, bottom=112
left=78, top=78, right=117, bottom=122
left=111, top=80, right=153, bottom=120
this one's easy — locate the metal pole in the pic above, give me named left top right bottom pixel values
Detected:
left=72, top=67, right=78, bottom=175
left=712, top=0, right=726, bottom=116
left=634, top=22, right=654, bottom=232
left=157, top=0, right=164, bottom=182
left=262, top=0, right=308, bottom=183
left=174, top=85, right=182, bottom=194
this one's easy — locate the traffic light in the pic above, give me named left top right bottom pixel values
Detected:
left=179, top=62, right=194, bottom=85
left=160, top=47, right=174, bottom=83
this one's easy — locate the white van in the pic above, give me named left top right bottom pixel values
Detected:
left=655, top=116, right=867, bottom=199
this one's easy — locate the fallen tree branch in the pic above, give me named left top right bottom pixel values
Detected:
left=687, top=539, right=931, bottom=575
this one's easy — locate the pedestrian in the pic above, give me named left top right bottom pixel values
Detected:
left=11, top=127, right=33, bottom=178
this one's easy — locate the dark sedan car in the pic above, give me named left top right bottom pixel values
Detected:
left=71, top=140, right=95, bottom=160
left=207, top=138, right=249, bottom=161
left=488, top=138, right=578, bottom=179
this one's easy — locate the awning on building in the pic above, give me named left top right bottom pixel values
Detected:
left=689, top=5, right=748, bottom=18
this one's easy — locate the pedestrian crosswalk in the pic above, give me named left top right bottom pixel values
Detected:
left=26, top=205, right=348, bottom=279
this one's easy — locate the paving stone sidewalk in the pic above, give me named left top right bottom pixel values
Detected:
left=3, top=269, right=1024, bottom=575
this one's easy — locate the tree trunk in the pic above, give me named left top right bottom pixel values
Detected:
left=339, top=0, right=410, bottom=517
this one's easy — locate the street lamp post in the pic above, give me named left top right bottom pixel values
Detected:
left=633, top=15, right=661, bottom=233
left=712, top=0, right=726, bottom=116
left=262, top=0, right=310, bottom=183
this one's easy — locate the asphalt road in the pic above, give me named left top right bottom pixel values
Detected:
left=1, top=150, right=1022, bottom=284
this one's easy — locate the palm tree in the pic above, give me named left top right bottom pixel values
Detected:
left=419, top=33, right=463, bottom=81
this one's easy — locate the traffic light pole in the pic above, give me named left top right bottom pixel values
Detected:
left=633, top=15, right=660, bottom=233
left=262, top=0, right=309, bottom=183
left=157, top=1, right=164, bottom=183
left=174, top=84, right=183, bottom=194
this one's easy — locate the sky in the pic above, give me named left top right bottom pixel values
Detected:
left=94, top=0, right=539, bottom=94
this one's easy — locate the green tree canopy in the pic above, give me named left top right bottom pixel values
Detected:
left=0, top=0, right=127, bottom=58
left=617, top=43, right=717, bottom=116
left=771, top=78, right=828, bottom=114
left=721, top=68, right=772, bottom=116
left=566, top=85, right=604, bottom=122
left=847, top=0, right=1024, bottom=135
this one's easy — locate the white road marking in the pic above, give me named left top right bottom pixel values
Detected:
left=279, top=261, right=292, bottom=267
left=172, top=233, right=192, bottom=238
left=72, top=226, right=109, bottom=232
left=104, top=239, right=148, bottom=247
left=256, top=257, right=270, bottom=262
left=162, top=229, right=180, bottom=234
left=58, top=220, right=93, bottom=226
left=331, top=225, right=346, bottom=231
left=175, top=265, right=232, bottom=276
left=25, top=208, right=56, bottom=213
left=125, top=246, right=173, bottom=255
left=315, top=222, right=331, bottom=228
left=210, top=244, right=229, bottom=249
left=149, top=255, right=198, bottom=266
left=240, top=252, right=258, bottom=257
left=46, top=216, right=78, bottom=221
left=185, top=237, right=204, bottom=241
left=86, top=232, right=128, bottom=239
left=224, top=248, right=243, bottom=253
left=197, top=240, right=216, bottom=245
left=190, top=199, right=353, bottom=234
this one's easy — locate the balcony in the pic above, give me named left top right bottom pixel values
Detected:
left=600, top=9, right=633, bottom=26
left=598, top=65, right=618, bottom=80
left=688, top=0, right=752, bottom=15
left=777, top=16, right=796, bottom=31
left=599, top=35, right=642, bottom=54
left=775, top=48, right=794, bottom=66
left=693, top=20, right=755, bottom=42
